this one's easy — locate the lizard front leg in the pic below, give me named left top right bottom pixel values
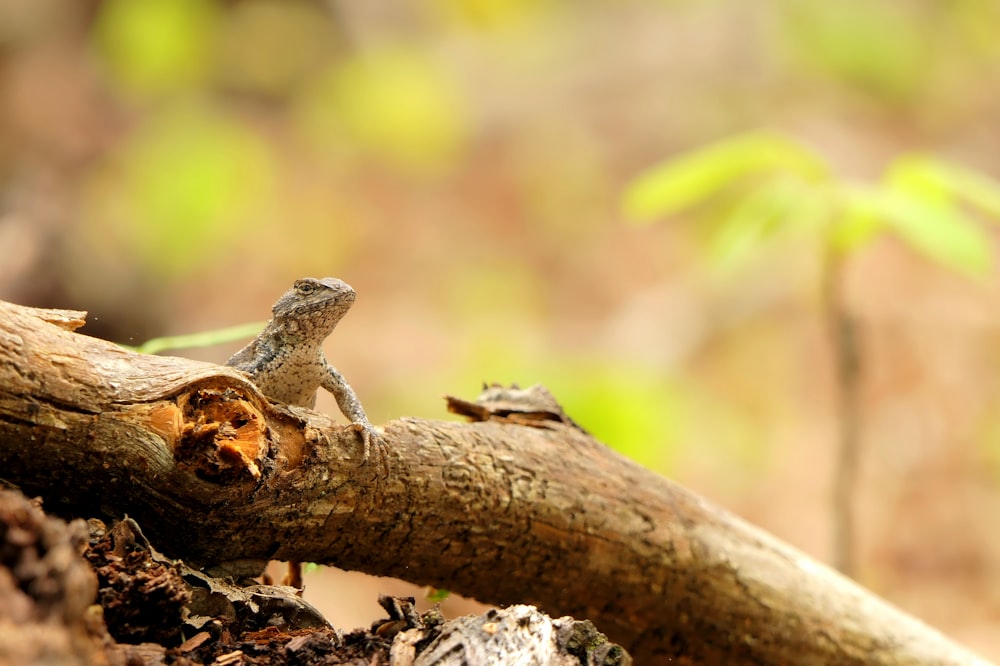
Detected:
left=320, top=360, right=381, bottom=458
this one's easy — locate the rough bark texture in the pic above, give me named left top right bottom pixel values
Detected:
left=0, top=299, right=992, bottom=665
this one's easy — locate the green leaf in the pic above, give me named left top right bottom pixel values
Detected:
left=93, top=102, right=276, bottom=277
left=622, top=132, right=829, bottom=222
left=888, top=156, right=1000, bottom=219
left=830, top=185, right=885, bottom=255
left=93, top=0, right=219, bottom=97
left=425, top=587, right=451, bottom=603
left=929, top=161, right=1000, bottom=220
left=885, top=156, right=953, bottom=207
left=875, top=189, right=992, bottom=277
left=705, top=175, right=818, bottom=272
left=777, top=3, right=926, bottom=104
left=294, top=46, right=469, bottom=173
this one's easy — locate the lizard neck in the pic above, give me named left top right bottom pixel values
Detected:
left=265, top=318, right=333, bottom=349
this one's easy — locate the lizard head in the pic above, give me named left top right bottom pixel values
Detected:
left=271, top=277, right=356, bottom=334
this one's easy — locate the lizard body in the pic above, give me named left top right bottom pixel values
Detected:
left=226, top=277, right=379, bottom=446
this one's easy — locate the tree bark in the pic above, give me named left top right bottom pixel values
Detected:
left=0, top=299, right=991, bottom=665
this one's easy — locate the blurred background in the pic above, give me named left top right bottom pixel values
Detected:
left=3, top=0, right=1000, bottom=657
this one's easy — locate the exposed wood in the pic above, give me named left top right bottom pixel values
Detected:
left=17, top=305, right=87, bottom=330
left=0, top=299, right=991, bottom=665
left=387, top=599, right=629, bottom=666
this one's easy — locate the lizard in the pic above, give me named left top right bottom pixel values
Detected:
left=226, top=277, right=380, bottom=456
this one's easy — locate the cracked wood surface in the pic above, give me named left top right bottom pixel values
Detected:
left=0, top=298, right=991, bottom=665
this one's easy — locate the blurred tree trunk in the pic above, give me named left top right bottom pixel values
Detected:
left=0, top=299, right=991, bottom=665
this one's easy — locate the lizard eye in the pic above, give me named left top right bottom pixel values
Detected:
left=297, top=282, right=316, bottom=295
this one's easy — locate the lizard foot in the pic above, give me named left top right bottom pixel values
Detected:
left=350, top=422, right=385, bottom=467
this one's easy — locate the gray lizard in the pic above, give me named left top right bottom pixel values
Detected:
left=226, top=277, right=380, bottom=452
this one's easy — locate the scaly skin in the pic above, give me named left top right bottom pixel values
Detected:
left=226, top=277, right=379, bottom=450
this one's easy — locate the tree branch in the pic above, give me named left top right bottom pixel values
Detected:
left=0, top=299, right=990, bottom=665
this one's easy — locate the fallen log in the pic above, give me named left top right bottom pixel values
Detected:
left=0, top=299, right=990, bottom=664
